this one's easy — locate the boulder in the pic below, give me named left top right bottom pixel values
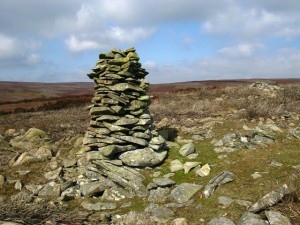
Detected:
left=119, top=148, right=167, bottom=167
left=179, top=143, right=195, bottom=156
left=207, top=217, right=235, bottom=225
left=171, top=183, right=202, bottom=203
left=265, top=210, right=292, bottom=225
left=170, top=159, right=184, bottom=172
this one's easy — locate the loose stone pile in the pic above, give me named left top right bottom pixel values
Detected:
left=83, top=47, right=167, bottom=167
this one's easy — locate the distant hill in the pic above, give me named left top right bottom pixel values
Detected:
left=0, top=78, right=299, bottom=113
left=1, top=78, right=300, bottom=103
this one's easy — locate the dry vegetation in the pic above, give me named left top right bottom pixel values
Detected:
left=0, top=83, right=300, bottom=224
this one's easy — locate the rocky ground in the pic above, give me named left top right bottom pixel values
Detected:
left=0, top=82, right=300, bottom=225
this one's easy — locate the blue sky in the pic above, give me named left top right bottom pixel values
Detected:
left=0, top=0, right=300, bottom=84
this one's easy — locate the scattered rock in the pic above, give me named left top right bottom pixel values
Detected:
left=251, top=172, right=262, bottom=179
left=171, top=183, right=202, bottom=203
left=203, top=171, right=234, bottom=198
left=183, top=161, right=201, bottom=174
left=144, top=204, right=175, bottom=221
left=235, top=199, right=252, bottom=208
left=148, top=187, right=171, bottom=203
left=218, top=196, right=234, bottom=208
left=270, top=160, right=283, bottom=168
left=38, top=181, right=61, bottom=197
left=172, top=218, right=188, bottom=225
left=170, top=159, right=184, bottom=172
left=81, top=201, right=117, bottom=211
left=265, top=210, right=292, bottom=225
left=44, top=167, right=62, bottom=180
left=152, top=177, right=175, bottom=187
left=249, top=184, right=290, bottom=213
left=195, top=164, right=211, bottom=177
left=207, top=216, right=235, bottom=225
left=238, top=212, right=268, bottom=225
left=102, top=186, right=134, bottom=201
left=119, top=148, right=167, bottom=167
left=179, top=143, right=195, bottom=156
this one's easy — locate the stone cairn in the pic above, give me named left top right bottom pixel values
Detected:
left=81, top=47, right=168, bottom=197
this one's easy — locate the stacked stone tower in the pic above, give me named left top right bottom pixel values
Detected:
left=81, top=48, right=167, bottom=196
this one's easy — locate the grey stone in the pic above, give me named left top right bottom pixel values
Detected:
left=109, top=83, right=143, bottom=92
left=164, top=199, right=194, bottom=208
left=80, top=181, right=111, bottom=197
left=218, top=196, right=234, bottom=207
left=195, top=164, right=211, bottom=177
left=152, top=177, right=175, bottom=187
left=63, top=158, right=77, bottom=168
left=238, top=212, right=268, bottom=225
left=93, top=160, right=148, bottom=197
left=171, top=183, right=202, bottom=203
left=10, top=191, right=33, bottom=203
left=265, top=210, right=292, bottom=225
left=103, top=122, right=129, bottom=132
left=61, top=186, right=80, bottom=201
left=25, top=184, right=43, bottom=195
left=120, top=148, right=167, bottom=167
left=270, top=160, right=283, bottom=167
left=170, top=159, right=184, bottom=172
left=179, top=143, right=195, bottom=156
left=184, top=161, right=201, bottom=174
left=38, top=182, right=61, bottom=197
left=152, top=171, right=161, bottom=177
left=203, top=171, right=234, bottom=198
left=207, top=216, right=235, bottom=225
left=44, top=167, right=62, bottom=180
left=102, top=186, right=134, bottom=201
left=249, top=184, right=290, bottom=213
left=251, top=172, right=262, bottom=179
left=112, top=134, right=148, bottom=146
left=235, top=199, right=252, bottom=208
left=144, top=204, right=175, bottom=220
left=115, top=117, right=139, bottom=126
left=172, top=218, right=188, bottom=225
left=148, top=187, right=171, bottom=203
left=82, top=201, right=117, bottom=211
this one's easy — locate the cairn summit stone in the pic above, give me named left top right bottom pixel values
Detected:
left=74, top=48, right=168, bottom=198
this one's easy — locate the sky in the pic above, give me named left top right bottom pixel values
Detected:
left=0, top=0, right=300, bottom=84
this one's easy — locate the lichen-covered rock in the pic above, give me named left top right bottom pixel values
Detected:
left=171, top=183, right=202, bottom=203
left=119, top=148, right=167, bottom=167
left=207, top=217, right=235, bottom=225
left=249, top=184, right=290, bottom=213
left=203, top=171, right=234, bottom=198
left=265, top=210, right=292, bottom=225
left=179, top=143, right=195, bottom=156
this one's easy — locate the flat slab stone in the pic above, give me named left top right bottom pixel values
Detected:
left=207, top=216, right=235, bottom=225
left=82, top=202, right=117, bottom=211
left=152, top=178, right=175, bottom=187
left=179, top=143, right=195, bottom=156
left=265, top=210, right=292, bottom=225
left=119, top=148, right=167, bottom=167
left=171, top=183, right=202, bottom=203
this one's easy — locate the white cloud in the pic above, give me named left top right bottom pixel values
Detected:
left=65, top=36, right=101, bottom=52
left=26, top=54, right=42, bottom=65
left=0, top=34, right=18, bottom=59
left=218, top=43, right=265, bottom=58
left=202, top=5, right=300, bottom=40
left=0, top=33, right=42, bottom=66
left=148, top=48, right=300, bottom=83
